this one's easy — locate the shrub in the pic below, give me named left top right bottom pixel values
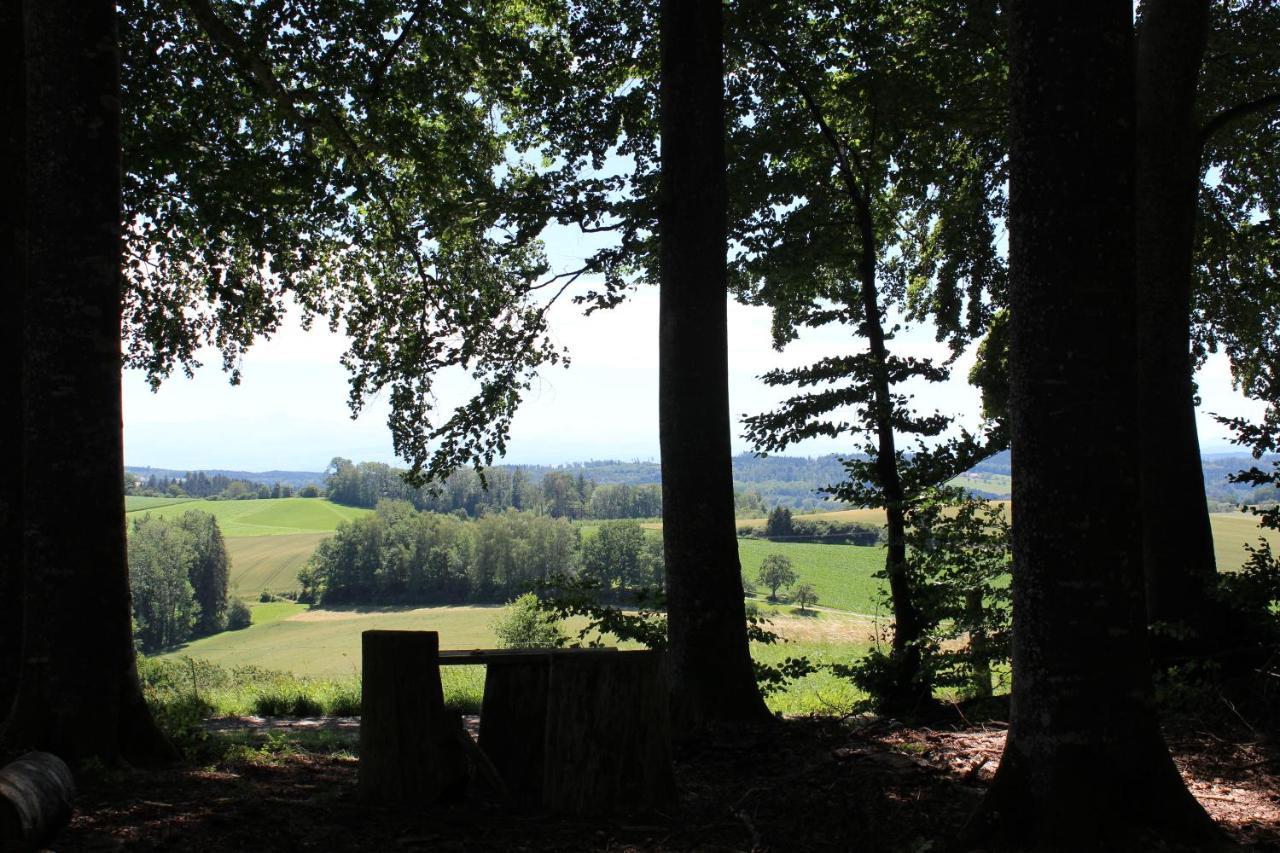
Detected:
left=227, top=598, right=252, bottom=630
left=492, top=593, right=566, bottom=649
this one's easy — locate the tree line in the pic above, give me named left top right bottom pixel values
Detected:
left=323, top=458, right=662, bottom=520
left=126, top=470, right=311, bottom=501
left=127, top=510, right=245, bottom=653
left=298, top=501, right=663, bottom=606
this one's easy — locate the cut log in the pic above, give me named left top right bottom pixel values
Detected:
left=541, top=650, right=676, bottom=814
left=358, top=630, right=467, bottom=806
left=0, top=751, right=75, bottom=850
left=477, top=659, right=551, bottom=804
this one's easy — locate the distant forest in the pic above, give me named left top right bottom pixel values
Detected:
left=126, top=450, right=1279, bottom=514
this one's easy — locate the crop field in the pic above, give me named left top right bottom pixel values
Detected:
left=1210, top=511, right=1280, bottom=571
left=226, top=533, right=331, bottom=597
left=738, top=538, right=886, bottom=615
left=125, top=496, right=200, bottom=512
left=126, top=497, right=370, bottom=537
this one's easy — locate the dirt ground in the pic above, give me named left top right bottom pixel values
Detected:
left=51, top=712, right=1280, bottom=852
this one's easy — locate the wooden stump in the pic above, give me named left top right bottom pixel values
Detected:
left=0, top=751, right=75, bottom=850
left=541, top=650, right=675, bottom=814
left=358, top=630, right=467, bottom=806
left=478, top=660, right=549, bottom=804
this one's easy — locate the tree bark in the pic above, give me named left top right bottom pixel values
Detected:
left=358, top=631, right=468, bottom=806
left=0, top=751, right=75, bottom=849
left=854, top=206, right=927, bottom=712
left=1, top=0, right=171, bottom=766
left=0, top=0, right=24, bottom=723
left=966, top=4, right=1223, bottom=848
left=541, top=651, right=675, bottom=814
left=1135, top=0, right=1219, bottom=652
left=658, top=0, right=770, bottom=729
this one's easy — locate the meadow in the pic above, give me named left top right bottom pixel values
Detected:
left=149, top=498, right=1279, bottom=717
left=159, top=598, right=877, bottom=715
left=126, top=496, right=370, bottom=537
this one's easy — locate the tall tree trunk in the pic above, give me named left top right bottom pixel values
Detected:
left=658, top=0, right=770, bottom=729
left=966, top=3, right=1223, bottom=847
left=853, top=206, right=927, bottom=711
left=2, top=0, right=171, bottom=766
left=0, top=0, right=24, bottom=723
left=1135, top=0, right=1218, bottom=654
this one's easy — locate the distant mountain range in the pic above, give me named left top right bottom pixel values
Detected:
left=127, top=449, right=1280, bottom=510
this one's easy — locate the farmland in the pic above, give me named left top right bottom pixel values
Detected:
left=126, top=496, right=370, bottom=537
left=160, top=599, right=876, bottom=714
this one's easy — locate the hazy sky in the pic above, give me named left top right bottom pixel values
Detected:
left=121, top=276, right=1264, bottom=472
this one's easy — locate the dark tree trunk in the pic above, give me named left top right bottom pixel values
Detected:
left=1135, top=0, right=1219, bottom=650
left=854, top=207, right=927, bottom=712
left=358, top=631, right=467, bottom=806
left=658, top=0, right=770, bottom=728
left=0, top=0, right=24, bottom=723
left=967, top=3, right=1223, bottom=848
left=2, top=0, right=171, bottom=766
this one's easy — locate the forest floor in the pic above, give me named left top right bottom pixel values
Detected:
left=50, top=707, right=1280, bottom=852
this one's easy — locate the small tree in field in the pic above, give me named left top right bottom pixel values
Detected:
left=758, top=554, right=797, bottom=601
left=492, top=593, right=566, bottom=649
left=793, top=583, right=818, bottom=613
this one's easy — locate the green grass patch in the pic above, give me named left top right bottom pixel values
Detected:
left=738, top=538, right=886, bottom=615
left=248, top=601, right=308, bottom=626
left=125, top=495, right=199, bottom=512
left=129, top=497, right=371, bottom=538
left=227, top=532, right=331, bottom=597
left=753, top=640, right=868, bottom=716
left=161, top=605, right=508, bottom=676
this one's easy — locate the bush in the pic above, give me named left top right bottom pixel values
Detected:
left=251, top=691, right=324, bottom=717
left=492, top=593, right=566, bottom=649
left=227, top=598, right=252, bottom=630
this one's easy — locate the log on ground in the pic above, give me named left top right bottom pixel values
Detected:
left=0, top=751, right=75, bottom=851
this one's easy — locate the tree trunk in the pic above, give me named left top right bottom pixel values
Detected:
left=0, top=751, right=75, bottom=849
left=358, top=631, right=468, bottom=806
left=854, top=206, right=927, bottom=712
left=964, top=589, right=993, bottom=700
left=967, top=4, right=1223, bottom=848
left=1, top=0, right=171, bottom=766
left=541, top=651, right=675, bottom=815
left=658, top=0, right=770, bottom=729
left=478, top=660, right=550, bottom=803
left=0, top=0, right=24, bottom=723
left=1135, top=0, right=1219, bottom=652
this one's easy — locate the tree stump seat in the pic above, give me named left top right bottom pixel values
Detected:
left=361, top=636, right=674, bottom=814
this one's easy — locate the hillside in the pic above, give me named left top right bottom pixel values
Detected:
left=125, top=496, right=370, bottom=537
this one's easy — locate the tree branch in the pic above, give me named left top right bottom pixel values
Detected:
left=751, top=38, right=871, bottom=218
left=1200, top=91, right=1280, bottom=147
left=181, top=0, right=437, bottom=287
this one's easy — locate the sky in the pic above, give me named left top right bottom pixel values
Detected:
left=121, top=273, right=1265, bottom=472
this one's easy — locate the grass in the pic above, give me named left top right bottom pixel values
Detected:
left=226, top=532, right=332, bottom=597
left=161, top=604, right=510, bottom=676
left=738, top=538, right=886, bottom=615
left=125, top=495, right=200, bottom=511
left=1210, top=511, right=1280, bottom=571
left=127, top=497, right=371, bottom=538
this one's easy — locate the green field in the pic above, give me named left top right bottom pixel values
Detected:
left=163, top=603, right=507, bottom=676
left=738, top=538, right=886, bottom=615
left=125, top=495, right=200, bottom=511
left=127, top=497, right=370, bottom=537
left=226, top=533, right=332, bottom=597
